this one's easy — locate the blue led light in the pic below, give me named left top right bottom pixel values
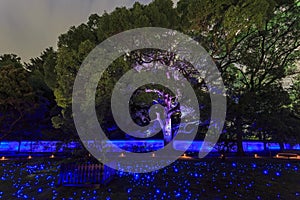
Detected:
left=0, top=153, right=299, bottom=199
left=127, top=188, right=132, bottom=193
left=0, top=140, right=299, bottom=154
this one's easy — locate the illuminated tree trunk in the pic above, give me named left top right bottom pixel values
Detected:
left=163, top=113, right=172, bottom=144
left=145, top=89, right=178, bottom=144
left=163, top=93, right=173, bottom=144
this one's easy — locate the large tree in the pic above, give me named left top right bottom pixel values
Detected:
left=52, top=0, right=182, bottom=137
left=0, top=50, right=62, bottom=140
left=0, top=64, right=53, bottom=140
left=0, top=54, right=23, bottom=68
left=0, top=65, right=32, bottom=138
left=47, top=0, right=300, bottom=152
left=178, top=0, right=300, bottom=155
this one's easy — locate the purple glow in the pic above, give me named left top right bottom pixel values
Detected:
left=0, top=141, right=19, bottom=151
left=267, top=143, right=281, bottom=150
left=284, top=144, right=300, bottom=150
left=101, top=140, right=164, bottom=152
left=19, top=141, right=59, bottom=152
left=173, top=141, right=217, bottom=152
left=0, top=140, right=299, bottom=153
left=243, top=142, right=264, bottom=151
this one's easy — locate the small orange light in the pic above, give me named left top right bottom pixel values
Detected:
left=152, top=153, right=155, bottom=157
left=254, top=154, right=258, bottom=158
left=50, top=154, right=55, bottom=158
left=28, top=155, right=32, bottom=159
left=119, top=153, right=125, bottom=157
left=183, top=154, right=186, bottom=157
left=1, top=156, right=5, bottom=160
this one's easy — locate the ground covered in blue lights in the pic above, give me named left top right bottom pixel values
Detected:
left=0, top=158, right=299, bottom=199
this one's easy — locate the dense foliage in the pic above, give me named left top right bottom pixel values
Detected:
left=0, top=0, right=299, bottom=153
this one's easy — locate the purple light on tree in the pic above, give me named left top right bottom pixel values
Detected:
left=145, top=88, right=180, bottom=143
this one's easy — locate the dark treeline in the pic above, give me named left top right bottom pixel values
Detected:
left=0, top=0, right=300, bottom=155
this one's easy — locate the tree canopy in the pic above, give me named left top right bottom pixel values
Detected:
left=1, top=0, right=300, bottom=152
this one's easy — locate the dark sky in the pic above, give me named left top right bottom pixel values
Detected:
left=0, top=0, right=168, bottom=62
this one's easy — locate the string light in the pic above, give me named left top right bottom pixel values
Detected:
left=0, top=158, right=298, bottom=199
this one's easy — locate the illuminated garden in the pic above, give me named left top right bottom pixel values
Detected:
left=1, top=0, right=300, bottom=199
left=0, top=158, right=299, bottom=199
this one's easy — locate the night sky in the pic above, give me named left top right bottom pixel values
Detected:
left=0, top=0, right=163, bottom=62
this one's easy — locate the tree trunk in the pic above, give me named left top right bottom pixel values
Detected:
left=236, top=132, right=245, bottom=156
left=262, top=132, right=268, bottom=156
left=163, top=116, right=172, bottom=144
left=236, top=121, right=245, bottom=156
left=279, top=142, right=284, bottom=151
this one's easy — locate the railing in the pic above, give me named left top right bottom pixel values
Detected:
left=57, top=163, right=116, bottom=186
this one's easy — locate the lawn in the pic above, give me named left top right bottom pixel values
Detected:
left=0, top=158, right=299, bottom=199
